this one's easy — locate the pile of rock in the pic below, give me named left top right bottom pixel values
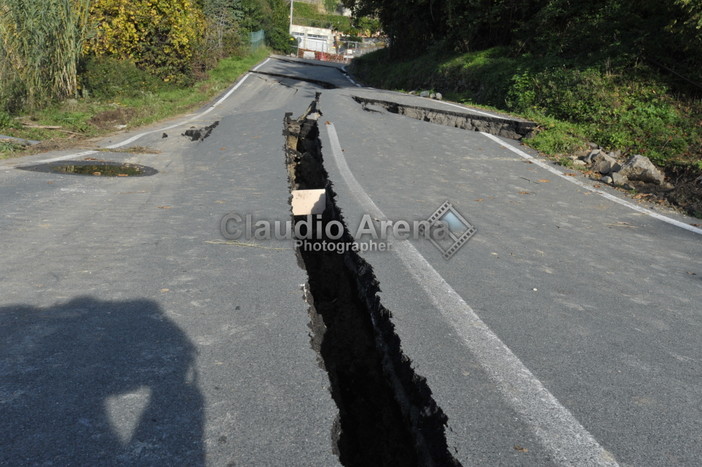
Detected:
left=572, top=148, right=672, bottom=190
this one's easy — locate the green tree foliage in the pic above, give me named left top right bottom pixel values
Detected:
left=197, top=0, right=246, bottom=72
left=342, top=0, right=443, bottom=57
left=324, top=0, right=340, bottom=13
left=239, top=0, right=293, bottom=53
left=666, top=0, right=702, bottom=81
left=343, top=0, right=702, bottom=84
left=674, top=0, right=702, bottom=36
left=443, top=0, right=541, bottom=52
left=292, top=2, right=361, bottom=34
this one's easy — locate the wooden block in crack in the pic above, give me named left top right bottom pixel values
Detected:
left=291, top=189, right=326, bottom=215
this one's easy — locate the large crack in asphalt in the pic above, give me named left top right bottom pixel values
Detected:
left=284, top=94, right=461, bottom=467
left=267, top=56, right=357, bottom=87
left=352, top=95, right=535, bottom=140
left=252, top=70, right=338, bottom=89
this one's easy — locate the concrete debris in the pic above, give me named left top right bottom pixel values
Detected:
left=618, top=154, right=666, bottom=185
left=578, top=149, right=668, bottom=188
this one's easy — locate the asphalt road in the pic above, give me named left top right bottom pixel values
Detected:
left=1, top=55, right=700, bottom=466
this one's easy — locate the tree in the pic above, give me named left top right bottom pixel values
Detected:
left=239, top=0, right=293, bottom=52
left=201, top=0, right=245, bottom=61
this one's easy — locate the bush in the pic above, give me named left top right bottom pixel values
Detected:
left=80, top=57, right=165, bottom=99
left=266, top=29, right=295, bottom=54
left=0, top=111, right=13, bottom=129
left=506, top=68, right=617, bottom=123
left=84, top=0, right=205, bottom=85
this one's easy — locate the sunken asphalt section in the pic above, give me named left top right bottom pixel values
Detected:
left=1, top=56, right=700, bottom=465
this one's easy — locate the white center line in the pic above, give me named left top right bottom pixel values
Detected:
left=324, top=121, right=619, bottom=466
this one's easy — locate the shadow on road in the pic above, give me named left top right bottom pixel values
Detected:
left=0, top=296, right=204, bottom=465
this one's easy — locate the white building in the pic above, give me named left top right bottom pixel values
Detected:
left=290, top=24, right=334, bottom=53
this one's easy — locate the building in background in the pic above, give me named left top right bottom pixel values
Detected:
left=290, top=25, right=334, bottom=53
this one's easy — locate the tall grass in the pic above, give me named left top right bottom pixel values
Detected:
left=0, top=0, right=91, bottom=111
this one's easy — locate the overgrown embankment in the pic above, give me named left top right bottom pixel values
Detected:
left=351, top=47, right=702, bottom=217
left=0, top=0, right=293, bottom=159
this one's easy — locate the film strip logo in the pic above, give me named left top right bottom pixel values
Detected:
left=421, top=201, right=476, bottom=260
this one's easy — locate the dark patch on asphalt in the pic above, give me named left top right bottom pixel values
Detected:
left=17, top=160, right=158, bottom=177
left=352, top=95, right=536, bottom=140
left=183, top=121, right=220, bottom=141
left=252, top=70, right=338, bottom=89
left=284, top=94, right=461, bottom=467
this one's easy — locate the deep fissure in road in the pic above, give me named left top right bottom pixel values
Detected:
left=284, top=95, right=460, bottom=467
left=352, top=95, right=535, bottom=140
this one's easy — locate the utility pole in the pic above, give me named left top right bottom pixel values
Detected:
left=289, top=0, right=293, bottom=33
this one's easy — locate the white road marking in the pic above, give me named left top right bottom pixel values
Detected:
left=251, top=57, right=271, bottom=72
left=11, top=58, right=272, bottom=168
left=428, top=99, right=499, bottom=118
left=480, top=132, right=702, bottom=235
left=341, top=66, right=362, bottom=87
left=324, top=122, right=619, bottom=466
left=34, top=150, right=102, bottom=165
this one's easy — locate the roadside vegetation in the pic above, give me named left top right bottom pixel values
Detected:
left=353, top=47, right=702, bottom=170
left=0, top=0, right=292, bottom=159
left=346, top=0, right=702, bottom=215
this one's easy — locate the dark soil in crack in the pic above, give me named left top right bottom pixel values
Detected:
left=285, top=94, right=461, bottom=467
left=608, top=164, right=702, bottom=219
left=664, top=165, right=702, bottom=218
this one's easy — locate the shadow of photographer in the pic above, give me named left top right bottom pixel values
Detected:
left=0, top=296, right=204, bottom=465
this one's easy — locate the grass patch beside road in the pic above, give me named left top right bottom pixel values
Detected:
left=0, top=48, right=270, bottom=159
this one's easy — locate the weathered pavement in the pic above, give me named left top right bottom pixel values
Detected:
left=1, top=55, right=701, bottom=465
left=0, top=63, right=339, bottom=465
